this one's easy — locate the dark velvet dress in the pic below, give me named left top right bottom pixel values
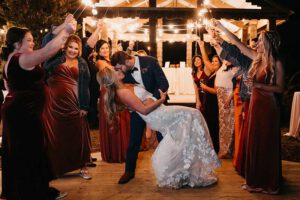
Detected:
left=202, top=73, right=219, bottom=154
left=43, top=64, right=91, bottom=176
left=1, top=54, right=50, bottom=199
left=245, top=70, right=281, bottom=193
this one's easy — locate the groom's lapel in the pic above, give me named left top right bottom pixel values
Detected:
left=139, top=56, right=150, bottom=88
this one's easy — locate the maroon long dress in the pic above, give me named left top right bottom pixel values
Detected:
left=193, top=71, right=209, bottom=113
left=99, top=87, right=130, bottom=163
left=1, top=53, right=50, bottom=199
left=44, top=64, right=91, bottom=176
left=244, top=70, right=282, bottom=193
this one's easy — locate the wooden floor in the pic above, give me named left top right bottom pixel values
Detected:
left=45, top=150, right=300, bottom=200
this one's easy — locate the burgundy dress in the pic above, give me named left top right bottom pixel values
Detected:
left=44, top=64, right=91, bottom=176
left=99, top=87, right=130, bottom=163
left=244, top=70, right=281, bottom=193
left=1, top=54, right=50, bottom=199
left=193, top=72, right=209, bottom=113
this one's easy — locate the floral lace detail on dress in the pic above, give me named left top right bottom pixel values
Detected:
left=134, top=86, right=221, bottom=189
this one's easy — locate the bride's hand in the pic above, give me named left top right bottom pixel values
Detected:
left=159, top=89, right=167, bottom=101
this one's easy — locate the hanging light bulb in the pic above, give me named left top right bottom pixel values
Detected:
left=82, top=0, right=93, bottom=7
left=168, top=24, right=174, bottom=30
left=203, top=0, right=210, bottom=6
left=92, top=8, right=98, bottom=15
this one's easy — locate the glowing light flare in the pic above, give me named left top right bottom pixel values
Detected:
left=203, top=0, right=210, bottom=6
left=82, top=0, right=93, bottom=7
left=174, top=29, right=179, bottom=34
left=92, top=8, right=98, bottom=15
left=91, top=20, right=97, bottom=27
left=168, top=24, right=174, bottom=29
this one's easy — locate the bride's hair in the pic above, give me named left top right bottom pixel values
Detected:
left=96, top=67, right=125, bottom=126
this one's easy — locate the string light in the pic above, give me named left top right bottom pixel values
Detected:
left=92, top=8, right=98, bottom=15
left=168, top=24, right=174, bottom=29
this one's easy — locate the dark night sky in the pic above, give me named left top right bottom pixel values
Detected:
left=275, top=0, right=300, bottom=78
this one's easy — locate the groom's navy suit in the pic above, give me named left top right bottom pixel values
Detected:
left=123, top=55, right=169, bottom=173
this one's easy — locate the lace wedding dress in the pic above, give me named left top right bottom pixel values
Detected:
left=134, top=86, right=221, bottom=189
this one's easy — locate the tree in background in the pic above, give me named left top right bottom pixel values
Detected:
left=0, top=0, right=80, bottom=45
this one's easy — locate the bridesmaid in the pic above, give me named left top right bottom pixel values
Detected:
left=95, top=39, right=130, bottom=163
left=42, top=16, right=93, bottom=180
left=212, top=19, right=284, bottom=194
left=191, top=55, right=208, bottom=113
left=198, top=40, right=221, bottom=154
left=1, top=17, right=75, bottom=199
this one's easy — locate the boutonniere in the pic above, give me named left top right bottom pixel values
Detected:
left=141, top=67, right=149, bottom=74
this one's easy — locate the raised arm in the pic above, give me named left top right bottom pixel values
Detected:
left=198, top=40, right=215, bottom=70
left=82, top=21, right=103, bottom=62
left=117, top=88, right=166, bottom=115
left=86, top=20, right=103, bottom=49
left=212, top=19, right=257, bottom=60
left=19, top=20, right=76, bottom=70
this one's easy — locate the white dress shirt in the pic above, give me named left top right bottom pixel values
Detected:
left=131, top=56, right=145, bottom=87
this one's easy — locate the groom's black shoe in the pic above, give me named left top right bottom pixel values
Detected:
left=118, top=171, right=135, bottom=184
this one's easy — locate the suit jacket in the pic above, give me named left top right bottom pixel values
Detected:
left=123, top=56, right=169, bottom=100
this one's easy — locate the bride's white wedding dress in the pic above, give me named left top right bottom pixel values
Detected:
left=134, top=86, right=221, bottom=189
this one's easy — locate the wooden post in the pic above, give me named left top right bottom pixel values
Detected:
left=186, top=19, right=193, bottom=68
left=82, top=18, right=86, bottom=38
left=157, top=18, right=163, bottom=67
left=149, top=0, right=157, bottom=57
left=111, top=31, right=118, bottom=54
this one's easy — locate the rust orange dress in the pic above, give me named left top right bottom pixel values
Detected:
left=98, top=87, right=130, bottom=163
left=232, top=77, right=243, bottom=167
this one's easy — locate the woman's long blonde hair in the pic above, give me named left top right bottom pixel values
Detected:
left=96, top=67, right=124, bottom=125
left=248, top=31, right=280, bottom=85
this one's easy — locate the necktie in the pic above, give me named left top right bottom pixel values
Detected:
left=129, top=67, right=138, bottom=74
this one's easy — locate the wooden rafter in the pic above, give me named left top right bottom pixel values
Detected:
left=79, top=7, right=291, bottom=20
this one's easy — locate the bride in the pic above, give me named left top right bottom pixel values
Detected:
left=97, top=67, right=221, bottom=189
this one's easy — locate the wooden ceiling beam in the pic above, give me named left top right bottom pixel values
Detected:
left=78, top=7, right=291, bottom=20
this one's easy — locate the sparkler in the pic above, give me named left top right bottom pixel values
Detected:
left=73, top=0, right=94, bottom=19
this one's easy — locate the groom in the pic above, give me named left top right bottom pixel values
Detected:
left=110, top=51, right=169, bottom=184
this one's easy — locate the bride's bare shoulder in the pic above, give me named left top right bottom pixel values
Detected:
left=117, top=86, right=134, bottom=95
